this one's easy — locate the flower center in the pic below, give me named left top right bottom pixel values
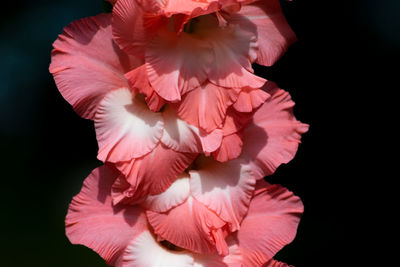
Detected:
left=159, top=240, right=185, bottom=252
left=183, top=14, right=219, bottom=35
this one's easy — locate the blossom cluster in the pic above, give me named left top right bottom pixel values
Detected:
left=50, top=0, right=308, bottom=266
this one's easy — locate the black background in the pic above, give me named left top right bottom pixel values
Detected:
left=0, top=0, right=394, bottom=266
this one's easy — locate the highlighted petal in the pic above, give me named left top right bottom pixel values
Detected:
left=142, top=173, right=191, bottom=212
left=116, top=143, right=197, bottom=198
left=198, top=128, right=224, bottom=154
left=230, top=0, right=297, bottom=66
left=242, top=84, right=309, bottom=179
left=65, top=165, right=147, bottom=265
left=49, top=14, right=139, bottom=119
left=161, top=105, right=204, bottom=153
left=122, top=230, right=194, bottom=267
left=95, top=88, right=164, bottom=162
left=190, top=159, right=256, bottom=232
left=233, top=87, right=270, bottom=113
left=146, top=197, right=228, bottom=255
left=236, top=182, right=303, bottom=266
left=175, top=82, right=240, bottom=133
left=125, top=65, right=166, bottom=112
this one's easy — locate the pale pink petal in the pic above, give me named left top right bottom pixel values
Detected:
left=95, top=88, right=164, bottom=162
left=125, top=65, right=166, bottom=112
left=206, top=25, right=266, bottom=89
left=145, top=33, right=211, bottom=102
left=142, top=173, right=191, bottom=212
left=236, top=182, right=303, bottom=266
left=174, top=82, right=240, bottom=133
left=211, top=131, right=243, bottom=162
left=190, top=158, right=256, bottom=232
left=115, top=143, right=197, bottom=198
left=146, top=197, right=228, bottom=255
left=160, top=105, right=204, bottom=153
left=241, top=84, right=309, bottom=179
left=199, top=128, right=224, bottom=153
left=233, top=87, right=270, bottom=113
left=112, top=0, right=163, bottom=57
left=65, top=165, right=147, bottom=265
left=49, top=14, right=139, bottom=119
left=122, top=230, right=195, bottom=267
left=230, top=0, right=297, bottom=66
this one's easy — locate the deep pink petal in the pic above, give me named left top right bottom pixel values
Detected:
left=115, top=143, right=197, bottom=198
left=211, top=131, right=244, bottom=162
left=233, top=87, right=270, bottom=113
left=236, top=182, right=303, bottom=266
left=95, top=88, right=164, bottom=162
left=146, top=197, right=229, bottom=255
left=49, top=14, right=139, bottom=119
left=222, top=107, right=254, bottom=136
left=125, top=65, right=166, bottom=112
left=65, top=165, right=147, bottom=265
left=174, top=82, right=240, bottom=133
left=263, top=259, right=293, bottom=267
left=230, top=0, right=297, bottom=66
left=241, top=83, right=309, bottom=179
left=190, top=158, right=256, bottom=232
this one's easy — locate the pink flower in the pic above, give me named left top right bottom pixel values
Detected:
left=66, top=164, right=303, bottom=267
left=49, top=13, right=303, bottom=200
left=49, top=14, right=215, bottom=198
left=111, top=0, right=295, bottom=133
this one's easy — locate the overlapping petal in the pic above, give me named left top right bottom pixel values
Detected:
left=65, top=165, right=147, bottom=265
left=233, top=181, right=303, bottom=266
left=229, top=0, right=297, bottom=66
left=241, top=83, right=309, bottom=179
left=49, top=14, right=140, bottom=119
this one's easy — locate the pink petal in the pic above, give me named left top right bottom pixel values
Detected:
left=125, top=65, right=166, bottom=112
left=146, top=197, right=228, bottom=255
left=142, top=173, right=191, bottom=212
left=212, top=131, right=244, bottom=162
left=241, top=83, right=309, bottom=179
left=162, top=0, right=220, bottom=17
left=115, top=143, right=197, bottom=198
left=206, top=25, right=266, bottom=89
left=263, top=259, right=293, bottom=267
left=112, top=0, right=163, bottom=57
left=145, top=33, right=211, bottom=102
left=198, top=128, right=224, bottom=154
left=236, top=182, right=303, bottom=266
left=174, top=82, right=240, bottom=133
left=122, top=230, right=195, bottom=267
left=233, top=87, right=271, bottom=113
left=230, top=0, right=297, bottom=66
left=65, top=165, right=147, bottom=265
left=160, top=105, right=204, bottom=153
left=189, top=158, right=256, bottom=232
left=95, top=88, right=164, bottom=162
left=49, top=14, right=139, bottom=119
left=222, top=107, right=254, bottom=136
